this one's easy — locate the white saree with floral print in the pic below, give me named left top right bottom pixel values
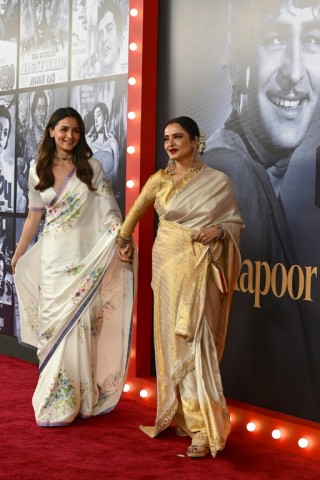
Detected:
left=14, top=158, right=133, bottom=426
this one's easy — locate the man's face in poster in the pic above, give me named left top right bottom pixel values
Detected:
left=35, top=0, right=54, bottom=40
left=33, top=97, right=47, bottom=130
left=97, top=10, right=120, bottom=74
left=237, top=2, right=320, bottom=162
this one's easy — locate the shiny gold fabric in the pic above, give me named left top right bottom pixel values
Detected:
left=120, top=165, right=244, bottom=456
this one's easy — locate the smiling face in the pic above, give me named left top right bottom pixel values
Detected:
left=164, top=123, right=195, bottom=163
left=49, top=116, right=81, bottom=155
left=238, top=3, right=320, bottom=164
left=97, top=11, right=120, bottom=74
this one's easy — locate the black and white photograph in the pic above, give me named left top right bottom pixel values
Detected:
left=70, top=78, right=127, bottom=211
left=0, top=94, right=15, bottom=212
left=16, top=87, right=68, bottom=212
left=19, top=0, right=69, bottom=88
left=0, top=216, right=13, bottom=307
left=71, top=0, right=129, bottom=81
left=0, top=0, right=18, bottom=91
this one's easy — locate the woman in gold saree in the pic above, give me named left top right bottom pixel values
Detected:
left=117, top=116, right=244, bottom=458
left=12, top=107, right=133, bottom=427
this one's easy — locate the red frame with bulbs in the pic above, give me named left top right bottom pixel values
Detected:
left=124, top=0, right=320, bottom=461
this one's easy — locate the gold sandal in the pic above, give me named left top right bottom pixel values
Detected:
left=187, top=445, right=210, bottom=458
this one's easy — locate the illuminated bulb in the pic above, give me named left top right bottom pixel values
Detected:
left=129, top=42, right=138, bottom=51
left=128, top=111, right=136, bottom=120
left=127, top=145, right=136, bottom=154
left=271, top=429, right=282, bottom=440
left=130, top=8, right=138, bottom=16
left=123, top=384, right=130, bottom=392
left=246, top=422, right=256, bottom=432
left=140, top=389, right=148, bottom=398
left=126, top=180, right=135, bottom=189
left=128, top=77, right=137, bottom=86
left=298, top=438, right=309, bottom=449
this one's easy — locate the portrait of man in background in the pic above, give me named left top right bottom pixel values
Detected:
left=203, top=0, right=320, bottom=422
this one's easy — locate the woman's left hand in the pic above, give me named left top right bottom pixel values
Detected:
left=192, top=226, right=219, bottom=245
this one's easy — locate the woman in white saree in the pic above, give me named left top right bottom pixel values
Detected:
left=12, top=107, right=133, bottom=427
left=117, top=116, right=244, bottom=458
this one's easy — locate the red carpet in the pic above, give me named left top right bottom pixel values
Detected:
left=1, top=353, right=319, bottom=480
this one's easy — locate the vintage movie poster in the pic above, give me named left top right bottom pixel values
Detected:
left=0, top=95, right=15, bottom=213
left=16, top=87, right=68, bottom=212
left=0, top=0, right=18, bottom=91
left=0, top=216, right=13, bottom=306
left=19, top=0, right=69, bottom=88
left=70, top=78, right=127, bottom=213
left=71, top=0, right=129, bottom=81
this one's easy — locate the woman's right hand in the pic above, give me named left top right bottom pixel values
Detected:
left=11, top=253, right=22, bottom=275
left=117, top=241, right=134, bottom=263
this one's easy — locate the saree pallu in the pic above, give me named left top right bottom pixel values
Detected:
left=14, top=159, right=134, bottom=426
left=135, top=166, right=244, bottom=457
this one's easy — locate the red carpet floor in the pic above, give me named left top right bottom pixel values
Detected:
left=1, top=353, right=319, bottom=480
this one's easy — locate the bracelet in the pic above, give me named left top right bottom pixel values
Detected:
left=116, top=232, right=132, bottom=248
left=215, top=223, right=226, bottom=241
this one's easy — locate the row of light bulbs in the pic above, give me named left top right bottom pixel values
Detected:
left=124, top=384, right=313, bottom=453
left=122, top=384, right=311, bottom=449
left=125, top=7, right=141, bottom=190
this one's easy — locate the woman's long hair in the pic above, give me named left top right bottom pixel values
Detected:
left=35, top=107, right=95, bottom=191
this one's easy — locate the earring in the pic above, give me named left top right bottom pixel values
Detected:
left=165, top=157, right=176, bottom=175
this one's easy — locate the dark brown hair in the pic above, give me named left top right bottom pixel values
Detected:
left=35, top=107, right=95, bottom=191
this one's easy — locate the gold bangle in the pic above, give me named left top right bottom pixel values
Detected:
left=116, top=232, right=132, bottom=248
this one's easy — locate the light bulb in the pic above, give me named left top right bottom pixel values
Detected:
left=127, top=146, right=136, bottom=154
left=128, top=77, right=137, bottom=86
left=130, top=8, right=138, bottom=16
left=246, top=422, right=256, bottom=432
left=298, top=438, right=309, bottom=449
left=126, top=180, right=135, bottom=189
left=271, top=429, right=282, bottom=440
left=129, top=42, right=138, bottom=51
left=128, top=111, right=136, bottom=120
left=140, top=389, right=148, bottom=398
left=123, top=384, right=130, bottom=392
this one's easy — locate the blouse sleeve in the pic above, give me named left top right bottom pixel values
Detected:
left=28, top=166, right=45, bottom=212
left=120, top=171, right=161, bottom=238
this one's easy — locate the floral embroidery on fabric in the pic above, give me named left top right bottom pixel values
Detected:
left=44, top=192, right=81, bottom=236
left=91, top=301, right=115, bottom=337
left=98, top=178, right=113, bottom=197
left=42, top=369, right=77, bottom=417
left=72, top=267, right=104, bottom=304
left=106, top=222, right=120, bottom=236
left=41, top=326, right=56, bottom=340
left=78, top=316, right=89, bottom=342
left=24, top=298, right=39, bottom=337
left=66, top=263, right=85, bottom=276
left=97, top=372, right=123, bottom=406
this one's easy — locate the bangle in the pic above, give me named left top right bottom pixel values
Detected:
left=215, top=223, right=226, bottom=241
left=116, top=232, right=132, bottom=248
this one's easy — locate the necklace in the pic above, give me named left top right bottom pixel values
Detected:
left=54, top=153, right=73, bottom=160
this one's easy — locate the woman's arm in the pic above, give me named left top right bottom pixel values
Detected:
left=117, top=171, right=161, bottom=262
left=11, top=210, right=43, bottom=273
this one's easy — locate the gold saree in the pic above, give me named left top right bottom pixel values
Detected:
left=120, top=164, right=244, bottom=456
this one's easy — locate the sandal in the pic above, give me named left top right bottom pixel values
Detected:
left=187, top=445, right=210, bottom=458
